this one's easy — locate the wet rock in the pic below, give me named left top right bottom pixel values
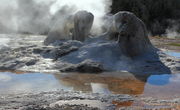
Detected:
left=0, top=58, right=39, bottom=70
left=33, top=48, right=45, bottom=54
left=0, top=61, right=25, bottom=70
left=174, top=66, right=180, bottom=71
left=60, top=60, right=104, bottom=73
left=60, top=40, right=83, bottom=48
left=34, top=40, right=83, bottom=60
left=41, top=46, right=79, bottom=60
left=0, top=38, right=83, bottom=72
left=45, top=46, right=78, bottom=60
left=166, top=58, right=173, bottom=62
left=0, top=32, right=179, bottom=74
left=0, top=45, right=41, bottom=71
left=25, top=59, right=38, bottom=66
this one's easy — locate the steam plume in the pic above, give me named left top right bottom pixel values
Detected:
left=0, top=0, right=112, bottom=35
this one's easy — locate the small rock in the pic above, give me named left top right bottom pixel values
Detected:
left=26, top=59, right=38, bottom=66
left=166, top=58, right=172, bottom=62
left=60, top=59, right=104, bottom=73
left=33, top=48, right=44, bottom=54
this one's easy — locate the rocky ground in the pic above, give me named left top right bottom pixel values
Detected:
left=0, top=34, right=180, bottom=110
left=0, top=34, right=179, bottom=74
left=1, top=90, right=180, bottom=110
left=150, top=36, right=180, bottom=52
left=0, top=90, right=131, bottom=110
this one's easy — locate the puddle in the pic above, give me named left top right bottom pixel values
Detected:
left=143, top=74, right=180, bottom=99
left=165, top=51, right=180, bottom=58
left=0, top=72, right=180, bottom=99
left=0, top=72, right=72, bottom=94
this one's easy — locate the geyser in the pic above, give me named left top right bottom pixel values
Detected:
left=0, top=0, right=112, bottom=35
left=73, top=11, right=94, bottom=42
left=108, top=11, right=154, bottom=57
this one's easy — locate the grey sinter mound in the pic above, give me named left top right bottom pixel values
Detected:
left=109, top=11, right=153, bottom=57
left=0, top=11, right=179, bottom=74
left=44, top=10, right=94, bottom=45
left=51, top=11, right=175, bottom=74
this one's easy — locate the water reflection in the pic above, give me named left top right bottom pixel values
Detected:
left=166, top=51, right=180, bottom=58
left=0, top=72, right=180, bottom=99
left=147, top=74, right=170, bottom=85
left=0, top=72, right=72, bottom=94
left=54, top=72, right=180, bottom=99
left=91, top=83, right=111, bottom=94
left=143, top=74, right=180, bottom=99
left=55, top=72, right=146, bottom=95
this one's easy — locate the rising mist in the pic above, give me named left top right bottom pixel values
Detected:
left=0, top=0, right=112, bottom=35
